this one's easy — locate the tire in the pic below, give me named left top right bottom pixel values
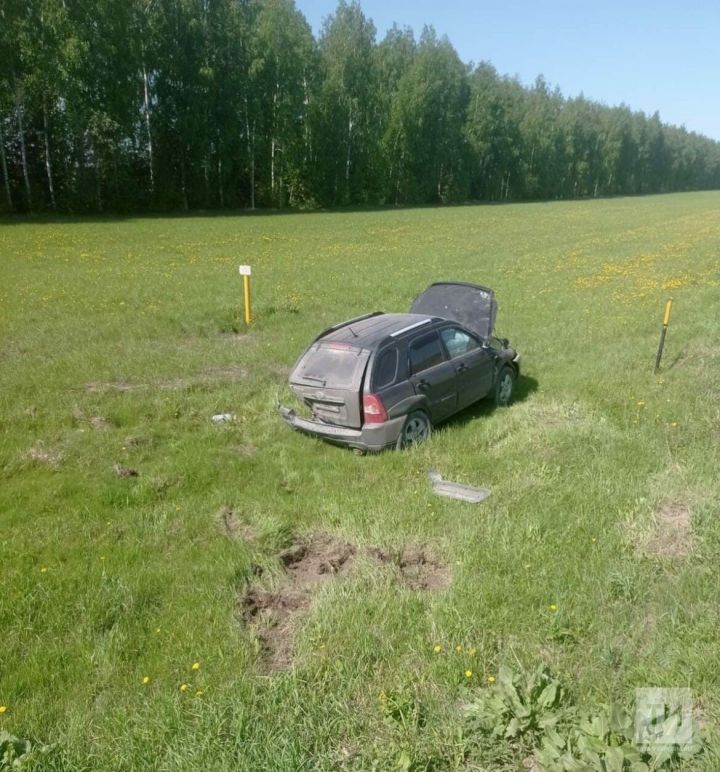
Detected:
left=494, top=365, right=515, bottom=407
left=396, top=410, right=432, bottom=450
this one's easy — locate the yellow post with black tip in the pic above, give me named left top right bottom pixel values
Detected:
left=654, top=298, right=673, bottom=373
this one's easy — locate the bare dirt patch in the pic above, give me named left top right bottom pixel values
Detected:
left=201, top=365, right=248, bottom=381
left=217, top=506, right=256, bottom=543
left=89, top=415, right=114, bottom=430
left=83, top=365, right=247, bottom=393
left=25, top=444, right=63, bottom=467
left=240, top=535, right=449, bottom=671
left=113, top=463, right=139, bottom=478
left=279, top=534, right=356, bottom=586
left=85, top=380, right=144, bottom=393
left=153, top=365, right=249, bottom=390
left=368, top=545, right=451, bottom=591
left=641, top=501, right=694, bottom=558
left=241, top=589, right=309, bottom=670
left=240, top=533, right=355, bottom=671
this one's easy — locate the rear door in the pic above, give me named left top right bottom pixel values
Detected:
left=289, top=342, right=370, bottom=428
left=438, top=325, right=494, bottom=408
left=407, top=330, right=457, bottom=421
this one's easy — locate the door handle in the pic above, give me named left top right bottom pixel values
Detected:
left=417, top=379, right=430, bottom=392
left=456, top=363, right=468, bottom=373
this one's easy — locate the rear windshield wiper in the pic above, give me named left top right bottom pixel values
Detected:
left=299, top=375, right=326, bottom=386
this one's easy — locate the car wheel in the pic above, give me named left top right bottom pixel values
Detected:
left=396, top=411, right=432, bottom=450
left=495, top=366, right=515, bottom=407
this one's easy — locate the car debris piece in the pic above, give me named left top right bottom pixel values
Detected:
left=428, top=470, right=490, bottom=503
left=211, top=413, right=236, bottom=424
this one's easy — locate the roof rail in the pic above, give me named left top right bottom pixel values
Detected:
left=389, top=318, right=432, bottom=337
left=312, top=311, right=384, bottom=343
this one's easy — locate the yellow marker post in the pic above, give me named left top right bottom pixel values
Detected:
left=239, top=265, right=252, bottom=324
left=663, top=297, right=673, bottom=327
left=654, top=297, right=673, bottom=373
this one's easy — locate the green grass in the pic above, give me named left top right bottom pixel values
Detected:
left=1, top=193, right=720, bottom=770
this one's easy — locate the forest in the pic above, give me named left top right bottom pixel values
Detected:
left=2, top=0, right=720, bottom=214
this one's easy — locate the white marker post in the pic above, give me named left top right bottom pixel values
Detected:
left=239, top=265, right=252, bottom=324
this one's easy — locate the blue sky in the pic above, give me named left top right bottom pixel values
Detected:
left=296, top=0, right=720, bottom=141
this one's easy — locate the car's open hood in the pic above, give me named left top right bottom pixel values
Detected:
left=410, top=282, right=497, bottom=339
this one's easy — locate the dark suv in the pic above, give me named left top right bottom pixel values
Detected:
left=278, top=282, right=520, bottom=452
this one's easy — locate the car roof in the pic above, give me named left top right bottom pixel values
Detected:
left=320, top=313, right=436, bottom=349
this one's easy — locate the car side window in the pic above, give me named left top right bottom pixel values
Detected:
left=409, top=332, right=446, bottom=375
left=439, top=327, right=480, bottom=359
left=373, top=347, right=398, bottom=390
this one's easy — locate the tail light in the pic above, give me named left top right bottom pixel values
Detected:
left=363, top=393, right=388, bottom=424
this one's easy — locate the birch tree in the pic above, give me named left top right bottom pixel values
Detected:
left=316, top=1, right=378, bottom=205
left=248, top=0, right=315, bottom=207
left=391, top=28, right=469, bottom=203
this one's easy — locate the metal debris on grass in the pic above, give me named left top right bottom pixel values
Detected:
left=211, top=413, right=236, bottom=424
left=428, top=470, right=490, bottom=503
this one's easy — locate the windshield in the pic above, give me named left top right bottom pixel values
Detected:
left=293, top=343, right=369, bottom=389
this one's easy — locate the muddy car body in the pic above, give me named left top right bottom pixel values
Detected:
left=278, top=282, right=520, bottom=452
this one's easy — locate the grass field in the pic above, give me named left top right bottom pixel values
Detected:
left=1, top=192, right=720, bottom=770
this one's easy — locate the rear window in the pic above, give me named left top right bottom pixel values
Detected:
left=372, top=348, right=398, bottom=390
left=409, top=332, right=446, bottom=374
left=294, top=343, right=368, bottom=389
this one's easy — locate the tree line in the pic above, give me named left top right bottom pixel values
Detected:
left=2, top=0, right=719, bottom=214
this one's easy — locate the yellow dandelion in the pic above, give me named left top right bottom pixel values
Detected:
left=487, top=675, right=496, bottom=684
left=455, top=644, right=463, bottom=653
left=195, top=690, right=204, bottom=697
left=180, top=683, right=189, bottom=693
left=465, top=670, right=473, bottom=679
left=670, top=421, right=678, bottom=428
left=155, top=628, right=161, bottom=633
left=191, top=662, right=200, bottom=671
left=142, top=676, right=151, bottom=685
left=433, top=644, right=442, bottom=653
left=549, top=604, right=558, bottom=613
left=0, top=706, right=6, bottom=714
left=40, top=567, right=48, bottom=573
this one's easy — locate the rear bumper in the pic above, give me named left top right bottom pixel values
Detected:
left=278, top=405, right=405, bottom=452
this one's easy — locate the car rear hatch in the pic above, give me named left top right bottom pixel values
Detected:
left=289, top=341, right=370, bottom=428
left=410, top=282, right=497, bottom=339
